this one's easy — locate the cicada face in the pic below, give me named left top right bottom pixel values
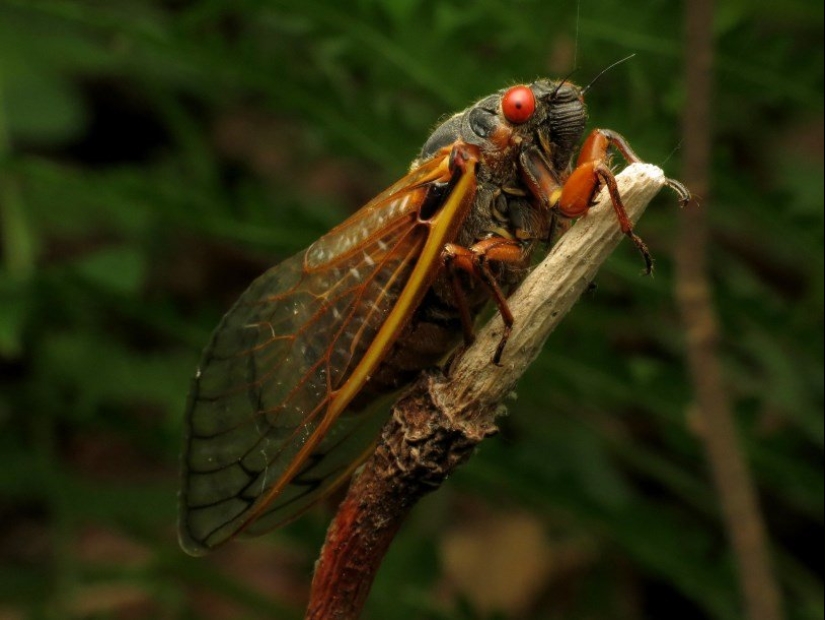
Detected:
left=179, top=77, right=675, bottom=555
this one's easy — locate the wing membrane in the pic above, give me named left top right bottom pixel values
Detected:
left=179, top=149, right=477, bottom=554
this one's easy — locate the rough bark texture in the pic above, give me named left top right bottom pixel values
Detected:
left=305, top=163, right=666, bottom=620
left=304, top=383, right=495, bottom=620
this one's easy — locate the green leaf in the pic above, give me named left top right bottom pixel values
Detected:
left=71, top=246, right=146, bottom=296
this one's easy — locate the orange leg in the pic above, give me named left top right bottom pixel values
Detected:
left=520, top=129, right=690, bottom=274
left=580, top=129, right=691, bottom=205
left=560, top=156, right=654, bottom=273
left=558, top=129, right=658, bottom=273
left=442, top=237, right=526, bottom=364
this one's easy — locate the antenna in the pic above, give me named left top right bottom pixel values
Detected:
left=552, top=67, right=580, bottom=98
left=581, top=53, right=637, bottom=95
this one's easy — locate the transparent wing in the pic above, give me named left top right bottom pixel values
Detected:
left=179, top=151, right=461, bottom=554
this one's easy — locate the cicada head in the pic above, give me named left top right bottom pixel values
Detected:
left=418, top=80, right=587, bottom=177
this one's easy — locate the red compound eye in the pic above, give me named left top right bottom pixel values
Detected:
left=501, top=85, right=536, bottom=124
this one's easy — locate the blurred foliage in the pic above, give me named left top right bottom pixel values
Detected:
left=0, top=0, right=822, bottom=619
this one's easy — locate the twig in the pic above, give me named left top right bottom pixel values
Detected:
left=677, top=2, right=785, bottom=620
left=305, top=164, right=667, bottom=620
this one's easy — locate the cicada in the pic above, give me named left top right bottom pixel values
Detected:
left=179, top=79, right=688, bottom=555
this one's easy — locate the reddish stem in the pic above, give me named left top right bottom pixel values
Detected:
left=305, top=378, right=494, bottom=620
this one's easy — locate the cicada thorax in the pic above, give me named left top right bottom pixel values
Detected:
left=345, top=87, right=585, bottom=405
left=375, top=81, right=588, bottom=363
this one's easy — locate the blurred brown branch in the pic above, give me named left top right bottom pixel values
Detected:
left=305, top=164, right=667, bottom=620
left=676, top=2, right=785, bottom=619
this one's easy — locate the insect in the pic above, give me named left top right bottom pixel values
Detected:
left=178, top=78, right=689, bottom=555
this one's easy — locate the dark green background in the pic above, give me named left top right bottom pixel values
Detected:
left=0, top=1, right=822, bottom=619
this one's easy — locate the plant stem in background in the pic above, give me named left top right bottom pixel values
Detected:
left=676, top=2, right=785, bottom=619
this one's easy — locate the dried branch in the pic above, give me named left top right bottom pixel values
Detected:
left=305, top=163, right=667, bottom=620
left=676, top=2, right=785, bottom=620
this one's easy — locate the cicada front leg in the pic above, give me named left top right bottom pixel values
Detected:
left=558, top=129, right=659, bottom=272
left=583, top=129, right=692, bottom=207
left=442, top=236, right=528, bottom=364
left=521, top=129, right=690, bottom=274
